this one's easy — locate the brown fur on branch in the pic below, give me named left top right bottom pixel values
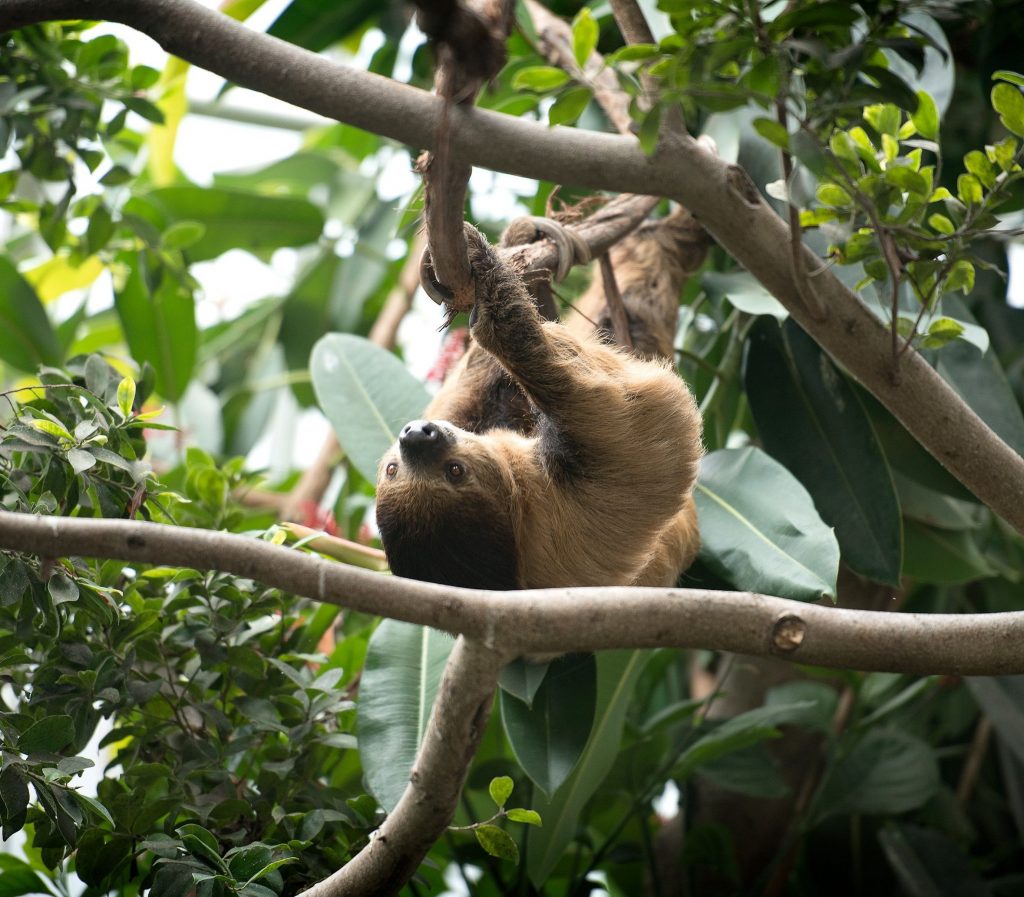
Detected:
left=375, top=220, right=705, bottom=599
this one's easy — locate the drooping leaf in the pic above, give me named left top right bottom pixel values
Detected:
left=527, top=650, right=650, bottom=886
left=815, top=728, right=940, bottom=821
left=743, top=318, right=902, bottom=585
left=500, top=653, right=597, bottom=797
left=310, top=333, right=429, bottom=482
left=0, top=257, right=62, bottom=373
left=357, top=620, right=454, bottom=812
left=125, top=186, right=324, bottom=262
left=114, top=261, right=196, bottom=402
left=694, top=447, right=840, bottom=602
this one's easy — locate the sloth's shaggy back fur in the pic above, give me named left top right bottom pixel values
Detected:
left=375, top=213, right=706, bottom=592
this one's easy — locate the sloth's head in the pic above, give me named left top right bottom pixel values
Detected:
left=375, top=420, right=519, bottom=590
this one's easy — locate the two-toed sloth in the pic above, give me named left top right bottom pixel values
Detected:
left=375, top=218, right=704, bottom=592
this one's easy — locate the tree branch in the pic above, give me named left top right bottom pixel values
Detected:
left=303, top=636, right=508, bottom=897
left=2, top=511, right=1023, bottom=676
left=3, top=1, right=1024, bottom=523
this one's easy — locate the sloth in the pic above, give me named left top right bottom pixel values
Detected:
left=375, top=221, right=704, bottom=592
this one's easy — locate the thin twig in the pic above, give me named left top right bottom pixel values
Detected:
left=599, top=254, right=633, bottom=348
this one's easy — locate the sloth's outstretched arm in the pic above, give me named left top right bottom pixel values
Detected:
left=462, top=226, right=597, bottom=426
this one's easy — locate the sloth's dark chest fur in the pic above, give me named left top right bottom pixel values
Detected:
left=376, top=500, right=519, bottom=591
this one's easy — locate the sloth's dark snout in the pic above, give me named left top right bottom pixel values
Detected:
left=399, top=420, right=450, bottom=461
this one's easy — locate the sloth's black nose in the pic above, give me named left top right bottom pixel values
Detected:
left=399, top=420, right=448, bottom=460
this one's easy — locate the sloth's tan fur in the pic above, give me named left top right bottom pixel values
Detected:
left=375, top=216, right=705, bottom=593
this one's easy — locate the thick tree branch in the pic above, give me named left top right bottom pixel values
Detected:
left=3, top=1, right=1024, bottom=521
left=2, top=511, right=1023, bottom=676
left=303, top=636, right=508, bottom=897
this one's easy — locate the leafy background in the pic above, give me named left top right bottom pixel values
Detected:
left=2, top=1, right=1024, bottom=895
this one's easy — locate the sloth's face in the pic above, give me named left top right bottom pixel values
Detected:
left=374, top=420, right=519, bottom=590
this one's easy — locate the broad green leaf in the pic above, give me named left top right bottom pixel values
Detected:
left=116, top=376, right=136, bottom=418
left=489, top=776, right=513, bottom=808
left=0, top=257, right=62, bottom=372
left=702, top=271, right=787, bottom=320
left=310, top=333, right=429, bottom=482
left=934, top=298, right=1024, bottom=457
left=674, top=701, right=815, bottom=780
left=0, top=856, right=55, bottom=897
left=638, top=102, right=662, bottom=156
left=752, top=117, right=789, bottom=149
left=892, top=472, right=985, bottom=531
left=815, top=729, right=940, bottom=820
left=501, top=653, right=596, bottom=797
left=743, top=318, right=902, bottom=585
left=47, top=572, right=78, bottom=605
left=694, top=447, right=840, bottom=601
left=966, top=677, right=1024, bottom=766
left=512, top=66, right=570, bottom=92
left=879, top=825, right=993, bottom=897
left=927, top=213, right=954, bottom=234
left=956, top=173, right=983, bottom=205
left=507, top=808, right=542, bottom=826
left=357, top=620, right=454, bottom=812
left=910, top=90, right=939, bottom=140
left=126, top=187, right=324, bottom=262
left=548, top=87, right=592, bottom=127
left=695, top=745, right=790, bottom=799
left=499, top=658, right=550, bottom=707
left=919, top=316, right=964, bottom=349
left=266, top=0, right=380, bottom=53
left=527, top=650, right=650, bottom=886
left=475, top=824, right=519, bottom=864
left=18, top=715, right=75, bottom=753
left=992, top=82, right=1024, bottom=137
left=23, top=255, right=104, bottom=303
left=114, top=262, right=196, bottom=402
left=161, top=220, right=206, bottom=250
left=571, top=8, right=598, bottom=68
left=902, top=520, right=995, bottom=585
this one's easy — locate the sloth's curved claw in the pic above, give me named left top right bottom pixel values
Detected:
left=419, top=246, right=454, bottom=305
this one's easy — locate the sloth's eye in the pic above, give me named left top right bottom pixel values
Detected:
left=446, top=462, right=465, bottom=482
left=385, top=462, right=398, bottom=478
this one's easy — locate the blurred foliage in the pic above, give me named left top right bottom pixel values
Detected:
left=2, top=1, right=1024, bottom=896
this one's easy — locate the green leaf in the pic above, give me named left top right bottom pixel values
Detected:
left=161, top=220, right=206, bottom=250
left=501, top=654, right=596, bottom=797
left=879, top=825, right=993, bottom=897
left=126, top=186, right=325, bottom=262
left=512, top=66, right=571, bottom=92
left=548, top=86, right=592, bottom=127
left=66, top=448, right=96, bottom=474
left=910, top=90, right=939, bottom=140
left=0, top=257, right=62, bottom=373
left=752, top=117, right=789, bottom=149
left=177, top=823, right=226, bottom=870
left=114, top=262, right=196, bottom=402
left=31, top=419, right=72, bottom=441
left=357, top=621, right=454, bottom=812
left=489, top=776, right=514, bottom=809
left=944, top=259, right=975, bottom=294
left=696, top=745, right=790, bottom=799
left=18, top=715, right=75, bottom=753
left=310, top=334, right=429, bottom=483
left=266, top=0, right=380, bottom=53
left=919, top=316, right=965, bottom=350
left=993, top=70, right=1024, bottom=87
left=901, top=520, right=995, bottom=585
left=964, top=150, right=997, bottom=189
left=499, top=658, right=550, bottom=707
left=675, top=701, right=815, bottom=781
left=965, top=677, right=1024, bottom=766
left=116, top=376, right=136, bottom=418
left=956, top=173, right=983, bottom=205
left=638, top=102, right=662, bottom=156
left=992, top=82, right=1024, bottom=137
left=927, top=213, right=954, bottom=235
left=694, top=447, right=840, bottom=601
left=743, top=318, right=902, bottom=585
left=571, top=8, right=599, bottom=68
left=0, top=856, right=55, bottom=897
left=702, top=270, right=787, bottom=320
left=47, top=572, right=78, bottom=605
left=815, top=729, right=939, bottom=820
left=507, top=808, right=542, bottom=826
left=527, top=651, right=649, bottom=886
left=475, top=824, right=519, bottom=864
left=610, top=43, right=658, bottom=62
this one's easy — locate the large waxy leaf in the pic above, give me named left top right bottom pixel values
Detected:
left=310, top=333, right=429, bottom=482
left=744, top=318, right=902, bottom=585
left=114, top=260, right=196, bottom=402
left=694, top=447, right=840, bottom=602
left=125, top=186, right=324, bottom=262
left=814, top=728, right=940, bottom=820
left=500, top=653, right=596, bottom=797
left=527, top=650, right=650, bottom=886
left=267, top=0, right=381, bottom=53
left=902, top=520, right=996, bottom=585
left=0, top=257, right=62, bottom=373
left=357, top=620, right=454, bottom=812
